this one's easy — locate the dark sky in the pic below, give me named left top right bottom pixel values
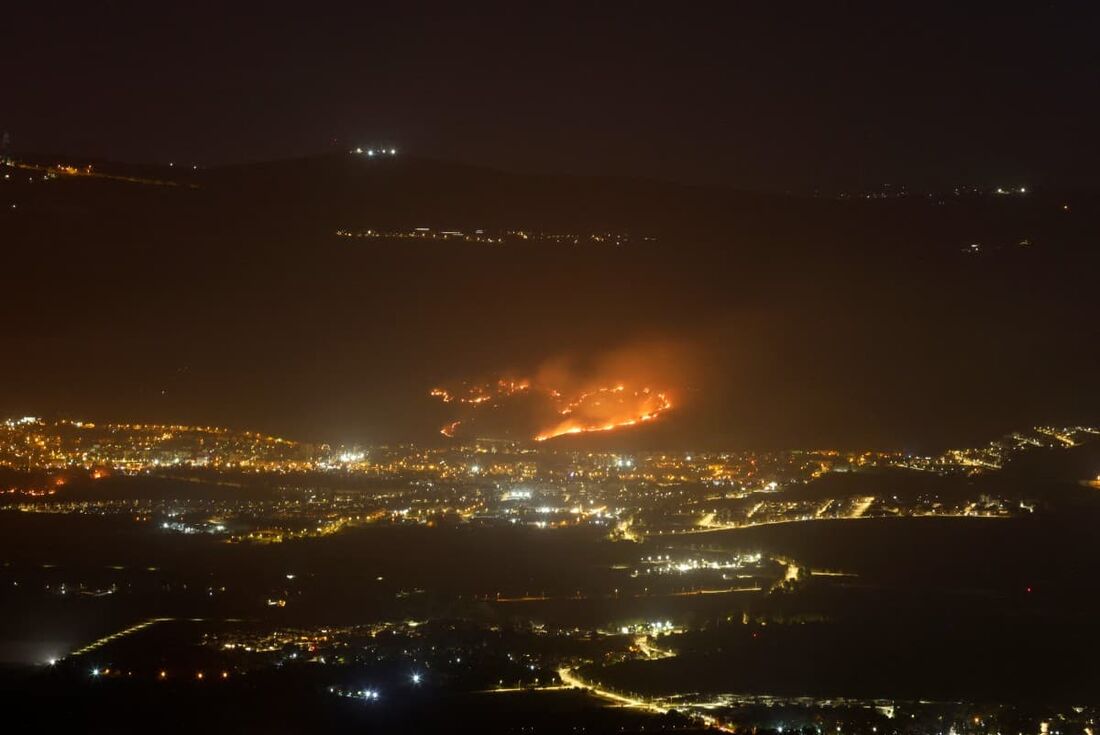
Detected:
left=6, top=1, right=1099, bottom=192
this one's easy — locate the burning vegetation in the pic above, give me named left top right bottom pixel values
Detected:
left=533, top=385, right=672, bottom=441
left=430, top=345, right=688, bottom=442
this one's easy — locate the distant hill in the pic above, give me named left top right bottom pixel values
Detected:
left=2, top=152, right=1098, bottom=449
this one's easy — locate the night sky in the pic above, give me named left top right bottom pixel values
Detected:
left=7, top=1, right=1099, bottom=192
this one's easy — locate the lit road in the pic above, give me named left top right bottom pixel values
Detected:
left=557, top=666, right=668, bottom=713
left=668, top=512, right=1009, bottom=537
left=68, top=617, right=175, bottom=658
left=634, top=635, right=676, bottom=659
left=478, top=684, right=572, bottom=693
left=669, top=586, right=761, bottom=596
left=558, top=666, right=732, bottom=731
left=849, top=496, right=875, bottom=518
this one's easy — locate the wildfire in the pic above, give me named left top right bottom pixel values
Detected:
left=430, top=379, right=530, bottom=406
left=534, top=387, right=672, bottom=441
left=430, top=378, right=672, bottom=442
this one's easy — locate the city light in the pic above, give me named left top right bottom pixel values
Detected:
left=351, top=146, right=398, bottom=158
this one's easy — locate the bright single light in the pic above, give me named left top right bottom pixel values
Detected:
left=48, top=658, right=57, bottom=666
left=91, top=668, right=100, bottom=677
left=411, top=673, right=421, bottom=684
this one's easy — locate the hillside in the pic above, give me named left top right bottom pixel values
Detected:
left=2, top=153, right=1098, bottom=450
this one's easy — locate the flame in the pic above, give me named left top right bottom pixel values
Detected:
left=429, top=341, right=694, bottom=441
left=429, top=379, right=530, bottom=406
left=429, top=388, right=453, bottom=402
left=534, top=388, right=672, bottom=441
left=430, top=378, right=672, bottom=441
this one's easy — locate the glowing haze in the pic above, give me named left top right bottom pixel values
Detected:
left=429, top=342, right=693, bottom=443
left=533, top=385, right=672, bottom=441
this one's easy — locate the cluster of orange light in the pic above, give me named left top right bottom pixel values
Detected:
left=433, top=380, right=532, bottom=437
left=534, top=386, right=672, bottom=441
left=5, top=487, right=56, bottom=496
left=430, top=379, right=672, bottom=441
left=430, top=379, right=530, bottom=405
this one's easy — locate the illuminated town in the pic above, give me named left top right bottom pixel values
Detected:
left=335, top=227, right=648, bottom=246
left=6, top=416, right=1091, bottom=539
left=3, top=415, right=1098, bottom=732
